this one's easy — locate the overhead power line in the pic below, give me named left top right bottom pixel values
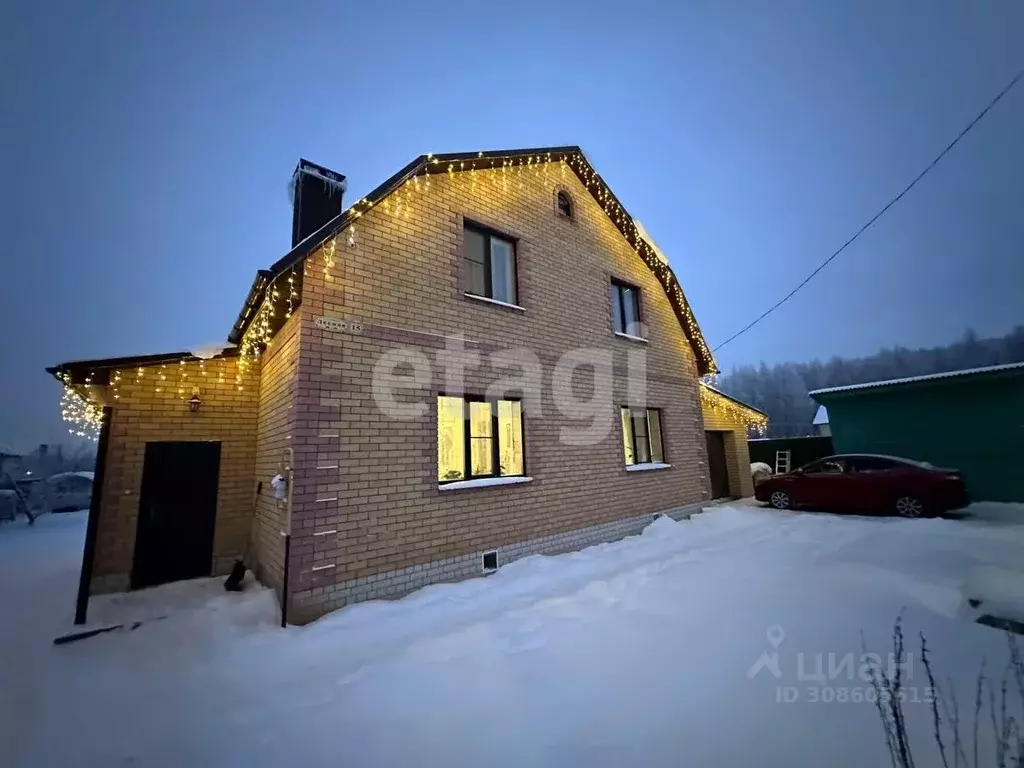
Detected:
left=713, top=67, right=1024, bottom=354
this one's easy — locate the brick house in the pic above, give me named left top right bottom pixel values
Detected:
left=49, top=147, right=766, bottom=624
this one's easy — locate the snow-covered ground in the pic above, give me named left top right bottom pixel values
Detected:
left=2, top=502, right=1023, bottom=767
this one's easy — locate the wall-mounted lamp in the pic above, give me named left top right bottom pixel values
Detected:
left=188, top=388, right=202, bottom=413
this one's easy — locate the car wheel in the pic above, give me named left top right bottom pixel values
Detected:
left=769, top=490, right=792, bottom=510
left=895, top=495, right=925, bottom=518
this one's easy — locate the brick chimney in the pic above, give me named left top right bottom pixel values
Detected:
left=290, top=159, right=346, bottom=248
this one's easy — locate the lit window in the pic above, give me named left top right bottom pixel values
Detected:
left=498, top=400, right=524, bottom=476
left=464, top=223, right=517, bottom=304
left=438, top=395, right=525, bottom=482
left=437, top=396, right=466, bottom=481
left=621, top=407, right=664, bottom=465
left=470, top=401, right=493, bottom=476
left=610, top=280, right=641, bottom=336
left=556, top=191, right=573, bottom=218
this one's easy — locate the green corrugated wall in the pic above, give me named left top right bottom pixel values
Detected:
left=814, top=369, right=1024, bottom=502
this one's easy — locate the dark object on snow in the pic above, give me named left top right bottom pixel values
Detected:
left=224, top=482, right=262, bottom=591
left=54, top=624, right=131, bottom=645
left=53, top=616, right=166, bottom=645
left=223, top=560, right=246, bottom=591
left=976, top=614, right=1024, bottom=636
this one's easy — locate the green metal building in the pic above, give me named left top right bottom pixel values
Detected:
left=809, top=363, right=1024, bottom=502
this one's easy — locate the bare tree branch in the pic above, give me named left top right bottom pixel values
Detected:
left=974, top=661, right=987, bottom=768
left=922, top=633, right=951, bottom=768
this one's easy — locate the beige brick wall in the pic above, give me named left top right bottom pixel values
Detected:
left=284, top=161, right=714, bottom=621
left=251, top=312, right=301, bottom=593
left=90, top=356, right=260, bottom=593
left=700, top=397, right=755, bottom=498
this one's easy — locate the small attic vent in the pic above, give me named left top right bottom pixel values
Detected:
left=482, top=551, right=498, bottom=572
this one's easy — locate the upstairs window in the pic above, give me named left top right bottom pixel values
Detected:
left=620, top=407, right=664, bottom=465
left=610, top=279, right=641, bottom=336
left=464, top=223, right=518, bottom=305
left=438, top=395, right=525, bottom=483
left=556, top=191, right=573, bottom=218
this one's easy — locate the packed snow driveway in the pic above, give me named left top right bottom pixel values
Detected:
left=2, top=502, right=1022, bottom=767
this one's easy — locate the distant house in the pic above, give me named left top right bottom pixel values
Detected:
left=0, top=443, right=24, bottom=487
left=0, top=444, right=26, bottom=521
left=810, top=362, right=1024, bottom=502
left=47, top=147, right=766, bottom=623
left=812, top=405, right=830, bottom=437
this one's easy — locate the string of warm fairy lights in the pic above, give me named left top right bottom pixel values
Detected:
left=699, top=385, right=768, bottom=435
left=564, top=151, right=717, bottom=373
left=260, top=150, right=718, bottom=375
left=234, top=264, right=301, bottom=390
left=57, top=371, right=104, bottom=441
left=287, top=271, right=298, bottom=316
left=56, top=356, right=244, bottom=437
left=57, top=150, right=718, bottom=434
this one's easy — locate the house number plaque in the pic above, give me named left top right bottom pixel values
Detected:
left=314, top=316, right=364, bottom=334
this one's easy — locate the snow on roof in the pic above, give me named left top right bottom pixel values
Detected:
left=190, top=342, right=236, bottom=360
left=633, top=220, right=669, bottom=265
left=812, top=405, right=829, bottom=425
left=699, top=383, right=768, bottom=417
left=47, top=471, right=95, bottom=482
left=808, top=361, right=1024, bottom=397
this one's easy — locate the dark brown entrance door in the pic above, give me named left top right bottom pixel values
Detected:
left=705, top=431, right=731, bottom=499
left=132, top=441, right=221, bottom=589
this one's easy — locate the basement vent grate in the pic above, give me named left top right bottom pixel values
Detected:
left=482, top=551, right=498, bottom=572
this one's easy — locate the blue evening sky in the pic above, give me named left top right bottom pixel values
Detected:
left=4, top=1, right=1022, bottom=450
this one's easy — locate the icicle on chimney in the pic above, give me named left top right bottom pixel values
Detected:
left=289, top=159, right=346, bottom=248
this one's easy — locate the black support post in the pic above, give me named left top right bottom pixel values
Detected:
left=74, top=406, right=111, bottom=625
left=280, top=534, right=291, bottom=628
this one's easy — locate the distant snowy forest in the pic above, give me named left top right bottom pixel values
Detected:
left=714, top=326, right=1024, bottom=438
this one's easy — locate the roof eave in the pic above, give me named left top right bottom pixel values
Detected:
left=809, top=361, right=1024, bottom=400
left=47, top=348, right=241, bottom=385
left=700, top=382, right=768, bottom=418
left=228, top=145, right=717, bottom=374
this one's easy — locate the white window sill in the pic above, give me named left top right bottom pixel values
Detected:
left=614, top=331, right=648, bottom=343
left=626, top=462, right=672, bottom=472
left=439, top=476, right=533, bottom=491
left=464, top=293, right=525, bottom=312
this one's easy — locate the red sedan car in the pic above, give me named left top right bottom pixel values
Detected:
left=754, top=454, right=969, bottom=517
